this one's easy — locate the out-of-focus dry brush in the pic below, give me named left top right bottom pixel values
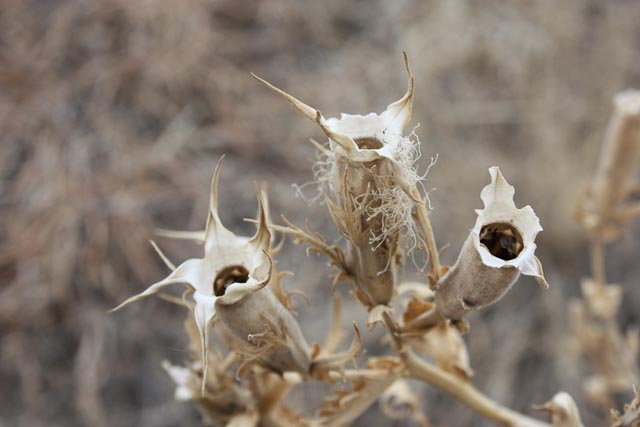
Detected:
left=573, top=91, right=640, bottom=412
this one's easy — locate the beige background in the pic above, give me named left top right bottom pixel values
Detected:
left=1, top=1, right=639, bottom=426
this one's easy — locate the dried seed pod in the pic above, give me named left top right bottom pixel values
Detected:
left=111, top=158, right=311, bottom=386
left=254, top=54, right=422, bottom=308
left=434, top=167, right=548, bottom=321
left=216, top=282, right=311, bottom=375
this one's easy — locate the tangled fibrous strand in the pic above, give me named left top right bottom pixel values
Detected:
left=313, top=127, right=435, bottom=267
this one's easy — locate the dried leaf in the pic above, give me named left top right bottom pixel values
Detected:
left=535, top=392, right=584, bottom=427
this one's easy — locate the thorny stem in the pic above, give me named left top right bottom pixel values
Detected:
left=402, top=349, right=550, bottom=427
left=403, top=305, right=444, bottom=332
left=268, top=220, right=351, bottom=276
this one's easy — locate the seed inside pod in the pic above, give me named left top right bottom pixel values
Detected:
left=479, top=223, right=523, bottom=261
left=214, top=265, right=250, bottom=296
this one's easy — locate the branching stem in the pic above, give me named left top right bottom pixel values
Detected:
left=410, top=187, right=442, bottom=283
left=402, top=349, right=550, bottom=427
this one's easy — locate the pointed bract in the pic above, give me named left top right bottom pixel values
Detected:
left=112, top=158, right=277, bottom=390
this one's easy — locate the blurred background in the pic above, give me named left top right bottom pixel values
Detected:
left=1, top=0, right=640, bottom=426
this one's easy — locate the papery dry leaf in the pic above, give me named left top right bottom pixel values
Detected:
left=402, top=296, right=434, bottom=325
left=535, top=392, right=584, bottom=427
left=368, top=304, right=395, bottom=327
left=315, top=357, right=405, bottom=427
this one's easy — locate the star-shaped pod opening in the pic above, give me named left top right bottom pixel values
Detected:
left=252, top=53, right=417, bottom=185
left=472, top=167, right=548, bottom=288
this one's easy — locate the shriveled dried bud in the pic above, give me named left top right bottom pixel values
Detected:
left=435, top=167, right=548, bottom=321
left=535, top=392, right=584, bottom=427
left=254, top=54, right=423, bottom=309
left=111, top=158, right=311, bottom=387
left=577, top=90, right=640, bottom=239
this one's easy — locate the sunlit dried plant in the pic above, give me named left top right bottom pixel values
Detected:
left=111, top=54, right=639, bottom=427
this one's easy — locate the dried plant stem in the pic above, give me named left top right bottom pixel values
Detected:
left=268, top=220, right=351, bottom=277
left=411, top=187, right=442, bottom=283
left=589, top=90, right=640, bottom=232
left=590, top=237, right=607, bottom=288
left=402, top=349, right=550, bottom=427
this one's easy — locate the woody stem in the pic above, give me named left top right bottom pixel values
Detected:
left=402, top=349, right=550, bottom=427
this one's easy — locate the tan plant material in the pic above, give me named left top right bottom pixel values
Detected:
left=316, top=357, right=404, bottom=427
left=534, top=392, right=584, bottom=427
left=163, top=316, right=307, bottom=427
left=108, top=54, right=640, bottom=427
left=570, top=282, right=639, bottom=407
left=162, top=317, right=258, bottom=425
left=253, top=54, right=425, bottom=310
left=111, top=158, right=312, bottom=389
left=434, top=167, right=548, bottom=321
left=576, top=90, right=640, bottom=240
left=572, top=88, right=640, bottom=410
left=396, top=283, right=472, bottom=379
left=610, top=386, right=640, bottom=427
left=413, top=322, right=473, bottom=380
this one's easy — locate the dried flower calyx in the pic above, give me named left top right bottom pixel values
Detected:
left=111, top=157, right=312, bottom=388
left=254, top=53, right=426, bottom=309
left=435, top=167, right=548, bottom=321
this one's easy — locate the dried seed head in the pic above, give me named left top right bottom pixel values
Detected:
left=111, top=157, right=297, bottom=390
left=435, top=167, right=548, bottom=320
left=254, top=53, right=425, bottom=308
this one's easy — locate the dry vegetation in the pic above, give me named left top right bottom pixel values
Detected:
left=1, top=1, right=640, bottom=426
